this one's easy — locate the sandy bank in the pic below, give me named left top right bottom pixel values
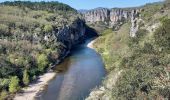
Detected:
left=87, top=39, right=96, bottom=49
left=14, top=71, right=56, bottom=100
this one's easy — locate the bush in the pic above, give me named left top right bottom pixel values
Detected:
left=23, top=69, right=30, bottom=86
left=0, top=24, right=8, bottom=36
left=37, top=54, right=49, bottom=72
left=9, top=76, right=20, bottom=93
left=0, top=78, right=10, bottom=90
left=8, top=54, right=29, bottom=67
left=0, top=90, right=7, bottom=100
left=153, top=18, right=170, bottom=52
left=44, top=24, right=53, bottom=33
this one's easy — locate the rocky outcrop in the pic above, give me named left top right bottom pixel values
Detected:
left=84, top=8, right=110, bottom=23
left=130, top=9, right=140, bottom=37
left=109, top=9, right=131, bottom=27
left=43, top=18, right=87, bottom=65
left=56, top=19, right=86, bottom=59
left=56, top=19, right=86, bottom=49
left=84, top=8, right=140, bottom=36
left=84, top=8, right=131, bottom=27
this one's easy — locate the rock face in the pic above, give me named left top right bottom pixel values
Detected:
left=109, top=9, right=131, bottom=27
left=56, top=19, right=86, bottom=48
left=84, top=8, right=140, bottom=36
left=130, top=9, right=140, bottom=37
left=85, top=8, right=110, bottom=23
left=56, top=19, right=86, bottom=58
left=84, top=8, right=131, bottom=27
left=43, top=18, right=87, bottom=63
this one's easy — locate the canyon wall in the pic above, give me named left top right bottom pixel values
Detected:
left=43, top=18, right=87, bottom=64
left=84, top=8, right=140, bottom=36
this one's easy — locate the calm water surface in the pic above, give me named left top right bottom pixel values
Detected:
left=38, top=39, right=106, bottom=100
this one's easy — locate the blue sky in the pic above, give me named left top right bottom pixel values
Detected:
left=0, top=0, right=164, bottom=9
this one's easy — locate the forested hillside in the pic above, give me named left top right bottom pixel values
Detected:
left=0, top=1, right=84, bottom=99
left=87, top=1, right=170, bottom=100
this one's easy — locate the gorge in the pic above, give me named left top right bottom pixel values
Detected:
left=0, top=1, right=170, bottom=100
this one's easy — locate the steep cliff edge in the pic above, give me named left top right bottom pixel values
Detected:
left=84, top=8, right=140, bottom=36
left=46, top=18, right=87, bottom=64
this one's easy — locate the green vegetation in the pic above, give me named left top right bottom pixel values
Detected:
left=154, top=18, right=170, bottom=52
left=0, top=1, right=81, bottom=99
left=37, top=54, right=49, bottom=72
left=93, top=23, right=130, bottom=71
left=44, top=24, right=53, bottom=33
left=9, top=76, right=20, bottom=93
left=0, top=90, right=7, bottom=100
left=93, top=3, right=170, bottom=99
left=111, top=19, right=170, bottom=99
left=140, top=2, right=164, bottom=21
left=23, top=70, right=30, bottom=86
left=1, top=1, right=76, bottom=12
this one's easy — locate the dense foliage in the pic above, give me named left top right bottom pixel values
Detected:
left=93, top=4, right=170, bottom=99
left=140, top=2, right=164, bottom=21
left=1, top=1, right=76, bottom=12
left=9, top=76, right=20, bottom=93
left=0, top=1, right=80, bottom=99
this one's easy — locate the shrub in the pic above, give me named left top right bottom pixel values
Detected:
left=37, top=54, right=49, bottom=72
left=0, top=78, right=10, bottom=90
left=9, top=76, right=20, bottom=93
left=8, top=54, right=28, bottom=67
left=23, top=69, right=30, bottom=86
left=153, top=18, right=170, bottom=52
left=44, top=24, right=53, bottom=33
left=0, top=90, right=8, bottom=100
left=0, top=24, right=8, bottom=36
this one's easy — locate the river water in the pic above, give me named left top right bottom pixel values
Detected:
left=38, top=38, right=106, bottom=100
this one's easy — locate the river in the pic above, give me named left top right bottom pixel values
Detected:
left=36, top=38, right=106, bottom=100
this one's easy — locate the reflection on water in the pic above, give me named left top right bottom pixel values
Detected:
left=38, top=39, right=106, bottom=100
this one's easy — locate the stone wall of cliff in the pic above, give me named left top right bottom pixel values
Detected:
left=43, top=18, right=87, bottom=64
left=84, top=8, right=140, bottom=37
left=84, top=8, right=131, bottom=26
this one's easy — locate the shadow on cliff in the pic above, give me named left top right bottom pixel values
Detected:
left=85, top=25, right=99, bottom=39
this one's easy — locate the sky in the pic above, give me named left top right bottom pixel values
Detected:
left=0, top=0, right=164, bottom=10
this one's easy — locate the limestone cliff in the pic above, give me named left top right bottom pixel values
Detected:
left=84, top=8, right=131, bottom=26
left=130, top=9, right=140, bottom=37
left=84, top=8, right=110, bottom=23
left=84, top=8, right=140, bottom=36
left=43, top=18, right=87, bottom=64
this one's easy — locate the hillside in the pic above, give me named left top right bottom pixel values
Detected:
left=0, top=1, right=87, bottom=99
left=86, top=1, right=170, bottom=100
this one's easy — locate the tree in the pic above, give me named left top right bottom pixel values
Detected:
left=44, top=25, right=53, bottom=33
left=9, top=76, right=20, bottom=93
left=37, top=54, right=49, bottom=72
left=23, top=69, right=30, bottom=86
